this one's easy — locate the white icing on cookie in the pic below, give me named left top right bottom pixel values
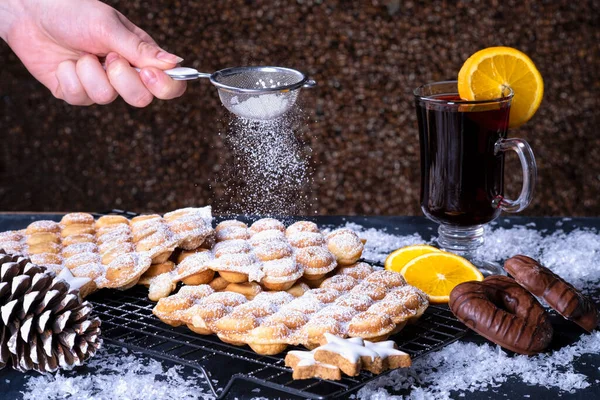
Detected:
left=364, top=340, right=409, bottom=358
left=288, top=350, right=316, bottom=367
left=288, top=349, right=339, bottom=370
left=320, top=332, right=378, bottom=363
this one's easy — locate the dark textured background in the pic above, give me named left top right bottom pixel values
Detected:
left=1, top=0, right=598, bottom=216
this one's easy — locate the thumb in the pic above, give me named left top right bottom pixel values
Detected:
left=103, top=20, right=182, bottom=69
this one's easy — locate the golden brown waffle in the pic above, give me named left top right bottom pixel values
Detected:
left=141, top=218, right=365, bottom=301
left=211, top=218, right=306, bottom=289
left=141, top=248, right=218, bottom=301
left=210, top=218, right=366, bottom=286
left=153, top=266, right=429, bottom=355
left=0, top=207, right=213, bottom=293
left=326, top=228, right=365, bottom=266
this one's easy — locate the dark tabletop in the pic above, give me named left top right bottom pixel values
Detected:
left=1, top=213, right=599, bottom=399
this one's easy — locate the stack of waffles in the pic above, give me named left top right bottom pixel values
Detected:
left=153, top=266, right=429, bottom=355
left=139, top=218, right=367, bottom=301
left=0, top=210, right=431, bottom=358
left=0, top=207, right=213, bottom=296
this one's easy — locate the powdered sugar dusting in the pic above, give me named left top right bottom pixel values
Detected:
left=27, top=220, right=60, bottom=232
left=288, top=231, right=325, bottom=248
left=261, top=257, right=298, bottom=278
left=249, top=229, right=286, bottom=246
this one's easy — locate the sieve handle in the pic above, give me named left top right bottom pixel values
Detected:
left=160, top=67, right=211, bottom=81
left=102, top=63, right=211, bottom=81
left=303, top=79, right=317, bottom=88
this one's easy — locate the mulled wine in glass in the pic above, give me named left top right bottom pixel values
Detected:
left=414, top=81, right=537, bottom=275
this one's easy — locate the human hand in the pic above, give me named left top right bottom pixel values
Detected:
left=0, top=0, right=186, bottom=106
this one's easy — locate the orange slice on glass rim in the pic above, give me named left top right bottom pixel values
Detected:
left=458, top=46, right=544, bottom=128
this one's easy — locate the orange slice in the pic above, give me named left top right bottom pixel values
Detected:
left=384, top=245, right=441, bottom=273
left=399, top=252, right=484, bottom=303
left=458, top=46, right=544, bottom=128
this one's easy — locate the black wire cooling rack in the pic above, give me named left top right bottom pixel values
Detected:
left=88, top=288, right=467, bottom=399
left=87, top=210, right=470, bottom=399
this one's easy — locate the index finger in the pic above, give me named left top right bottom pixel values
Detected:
left=139, top=67, right=187, bottom=100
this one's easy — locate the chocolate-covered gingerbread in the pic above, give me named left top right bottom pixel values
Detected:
left=449, top=275, right=553, bottom=355
left=505, top=255, right=599, bottom=332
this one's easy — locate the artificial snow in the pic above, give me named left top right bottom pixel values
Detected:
left=22, top=345, right=213, bottom=400
left=358, top=332, right=600, bottom=399
left=344, top=221, right=600, bottom=293
left=474, top=226, right=600, bottom=292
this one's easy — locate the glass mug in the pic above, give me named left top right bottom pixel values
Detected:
left=414, top=81, right=536, bottom=274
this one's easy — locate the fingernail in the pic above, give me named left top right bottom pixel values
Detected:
left=140, top=69, right=157, bottom=85
left=156, top=51, right=184, bottom=64
left=105, top=53, right=119, bottom=66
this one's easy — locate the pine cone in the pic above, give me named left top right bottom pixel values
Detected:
left=0, top=250, right=102, bottom=372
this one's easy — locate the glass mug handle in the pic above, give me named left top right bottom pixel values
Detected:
left=493, top=138, right=537, bottom=212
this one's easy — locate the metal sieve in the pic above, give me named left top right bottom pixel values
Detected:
left=163, top=66, right=316, bottom=120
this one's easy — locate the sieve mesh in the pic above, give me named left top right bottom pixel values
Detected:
left=212, top=67, right=304, bottom=90
left=209, top=66, right=312, bottom=121
left=218, top=91, right=299, bottom=121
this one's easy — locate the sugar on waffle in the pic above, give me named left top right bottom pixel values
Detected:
left=140, top=218, right=365, bottom=301
left=153, top=265, right=429, bottom=355
left=212, top=218, right=339, bottom=289
left=0, top=207, right=213, bottom=294
left=138, top=247, right=218, bottom=301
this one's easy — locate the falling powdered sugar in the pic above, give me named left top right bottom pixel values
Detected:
left=216, top=115, right=314, bottom=216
